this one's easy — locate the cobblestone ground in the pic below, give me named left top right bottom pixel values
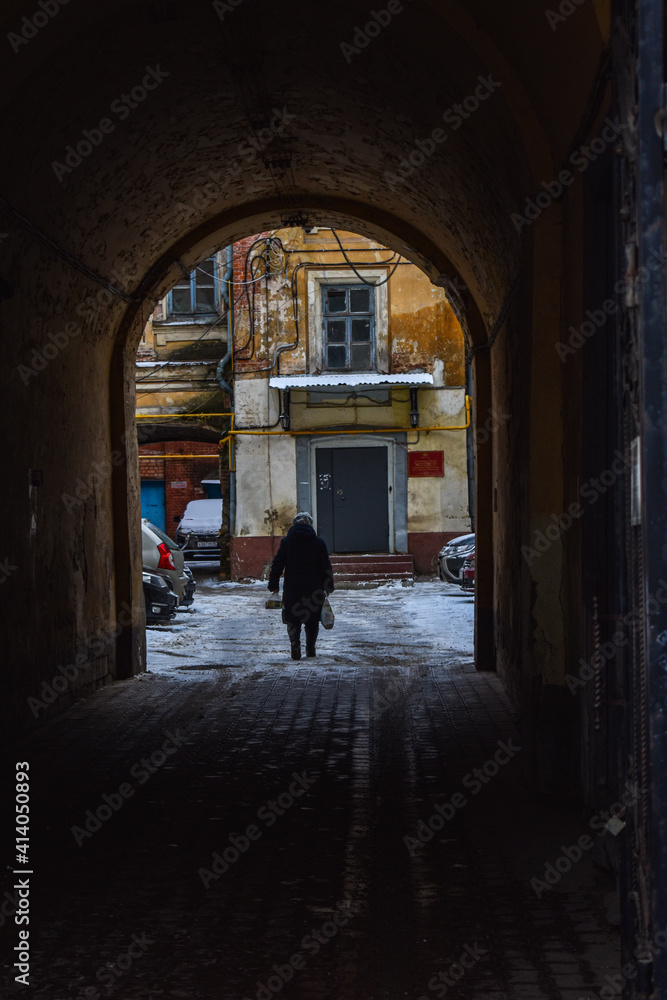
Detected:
left=2, top=580, right=619, bottom=1000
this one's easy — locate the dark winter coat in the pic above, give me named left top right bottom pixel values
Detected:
left=267, top=524, right=334, bottom=625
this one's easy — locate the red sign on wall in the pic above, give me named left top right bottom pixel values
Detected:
left=408, top=450, right=445, bottom=477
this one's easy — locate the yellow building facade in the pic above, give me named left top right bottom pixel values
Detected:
left=230, top=228, right=471, bottom=578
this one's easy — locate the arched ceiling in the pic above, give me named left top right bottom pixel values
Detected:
left=0, top=0, right=609, bottom=334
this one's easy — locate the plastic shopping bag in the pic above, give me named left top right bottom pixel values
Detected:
left=321, top=595, right=335, bottom=630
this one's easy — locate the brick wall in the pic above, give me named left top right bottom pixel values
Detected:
left=139, top=441, right=219, bottom=538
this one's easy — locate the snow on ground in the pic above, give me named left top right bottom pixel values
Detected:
left=145, top=576, right=474, bottom=677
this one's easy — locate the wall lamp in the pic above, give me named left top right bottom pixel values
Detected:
left=279, top=389, right=291, bottom=430
left=409, top=387, right=420, bottom=428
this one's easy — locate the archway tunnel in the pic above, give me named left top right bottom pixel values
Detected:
left=3, top=0, right=662, bottom=995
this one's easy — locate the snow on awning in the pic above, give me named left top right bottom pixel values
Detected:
left=269, top=373, right=434, bottom=389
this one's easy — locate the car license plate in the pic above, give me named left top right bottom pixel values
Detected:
left=197, top=541, right=216, bottom=547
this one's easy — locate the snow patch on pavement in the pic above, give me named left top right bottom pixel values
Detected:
left=146, top=579, right=474, bottom=677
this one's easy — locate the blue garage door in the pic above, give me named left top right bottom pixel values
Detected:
left=140, top=480, right=166, bottom=532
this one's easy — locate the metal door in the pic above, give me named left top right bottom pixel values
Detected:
left=140, top=480, right=166, bottom=532
left=316, top=447, right=389, bottom=553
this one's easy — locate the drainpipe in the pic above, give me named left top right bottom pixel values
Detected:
left=216, top=243, right=235, bottom=577
left=215, top=243, right=235, bottom=403
left=229, top=465, right=236, bottom=540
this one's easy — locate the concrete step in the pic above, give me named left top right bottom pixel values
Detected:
left=330, top=553, right=414, bottom=588
left=330, top=552, right=412, bottom=563
left=331, top=554, right=414, bottom=568
left=334, top=570, right=411, bottom=580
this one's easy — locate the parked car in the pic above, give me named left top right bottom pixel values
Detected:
left=438, top=533, right=475, bottom=582
left=143, top=571, right=178, bottom=623
left=175, top=499, right=223, bottom=560
left=141, top=519, right=195, bottom=606
left=179, top=565, right=196, bottom=609
left=460, top=551, right=475, bottom=592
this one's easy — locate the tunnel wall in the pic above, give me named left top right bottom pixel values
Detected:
left=0, top=0, right=612, bottom=801
left=2, top=239, right=145, bottom=741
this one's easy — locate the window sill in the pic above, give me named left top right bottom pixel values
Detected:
left=153, top=314, right=223, bottom=326
left=270, top=372, right=433, bottom=389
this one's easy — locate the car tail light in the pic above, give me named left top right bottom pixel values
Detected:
left=157, top=542, right=176, bottom=570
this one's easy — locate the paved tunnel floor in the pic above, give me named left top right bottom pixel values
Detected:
left=4, top=581, right=619, bottom=999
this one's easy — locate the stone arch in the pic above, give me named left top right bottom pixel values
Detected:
left=1, top=0, right=611, bottom=789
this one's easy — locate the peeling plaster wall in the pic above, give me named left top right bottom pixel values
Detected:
left=234, top=437, right=297, bottom=541
left=233, top=228, right=467, bottom=384
left=406, top=388, right=470, bottom=536
left=234, top=378, right=295, bottom=542
left=231, top=230, right=471, bottom=547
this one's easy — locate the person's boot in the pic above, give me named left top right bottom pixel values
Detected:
left=305, top=624, right=318, bottom=657
left=287, top=625, right=301, bottom=660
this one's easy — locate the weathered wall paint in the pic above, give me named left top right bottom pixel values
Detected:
left=231, top=229, right=471, bottom=552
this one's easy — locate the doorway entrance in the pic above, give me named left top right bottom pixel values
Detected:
left=315, top=446, right=390, bottom=553
left=140, top=479, right=166, bottom=531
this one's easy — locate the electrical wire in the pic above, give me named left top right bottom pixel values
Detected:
left=330, top=229, right=403, bottom=286
left=172, top=235, right=405, bottom=376
left=281, top=259, right=409, bottom=375
left=137, top=268, right=251, bottom=385
left=178, top=234, right=404, bottom=377
left=470, top=267, right=523, bottom=356
left=136, top=308, right=229, bottom=382
left=235, top=236, right=287, bottom=360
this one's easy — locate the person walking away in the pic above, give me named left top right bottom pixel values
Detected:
left=268, top=512, right=334, bottom=660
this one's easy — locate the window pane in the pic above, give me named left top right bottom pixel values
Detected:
left=325, top=288, right=346, bottom=313
left=349, top=288, right=370, bottom=313
left=350, top=344, right=372, bottom=369
left=195, top=285, right=216, bottom=312
left=171, top=285, right=192, bottom=313
left=326, top=320, right=346, bottom=344
left=197, top=258, right=216, bottom=280
left=327, top=345, right=347, bottom=368
left=351, top=318, right=371, bottom=342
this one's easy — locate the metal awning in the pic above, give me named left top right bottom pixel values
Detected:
left=269, top=372, right=434, bottom=389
